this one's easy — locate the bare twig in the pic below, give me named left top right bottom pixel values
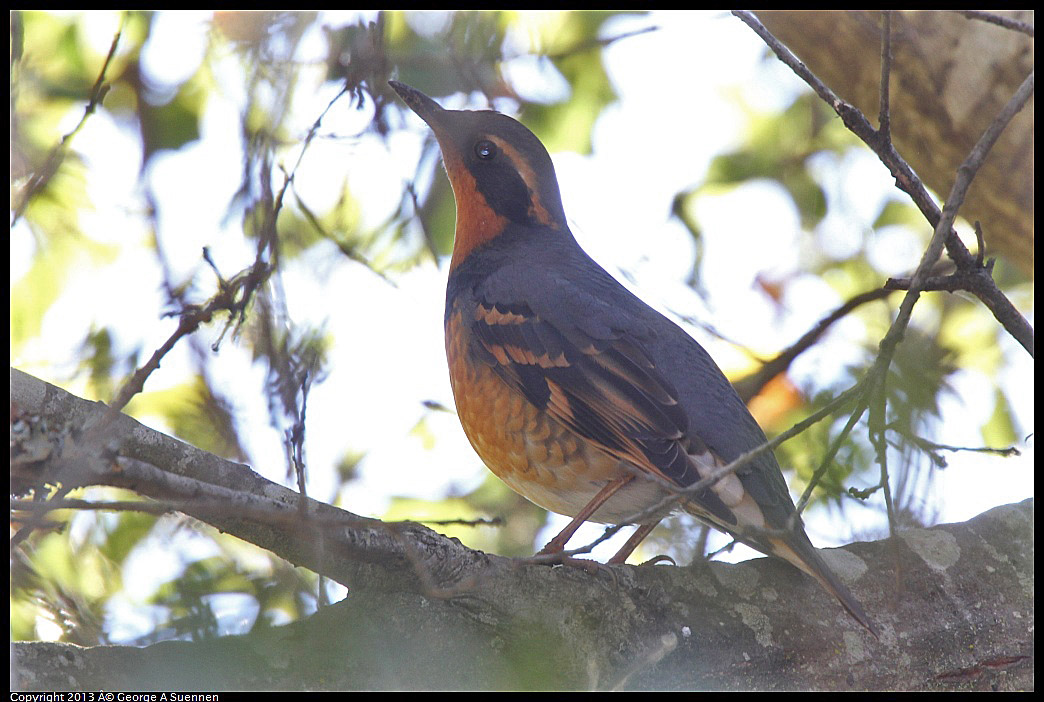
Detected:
left=421, top=517, right=505, bottom=527
left=292, top=187, right=398, bottom=286
left=734, top=287, right=894, bottom=403
left=523, top=524, right=628, bottom=564
left=543, top=25, right=660, bottom=62
left=98, top=260, right=273, bottom=426
left=795, top=392, right=869, bottom=513
left=732, top=11, right=1033, bottom=357
left=11, top=14, right=126, bottom=226
left=90, top=81, right=363, bottom=440
left=622, top=384, right=865, bottom=526
left=951, top=10, right=1035, bottom=37
left=901, top=434, right=1022, bottom=463
left=883, top=266, right=996, bottom=294
left=728, top=11, right=1034, bottom=540
left=878, top=10, right=893, bottom=139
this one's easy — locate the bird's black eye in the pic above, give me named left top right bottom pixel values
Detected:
left=474, top=139, right=498, bottom=161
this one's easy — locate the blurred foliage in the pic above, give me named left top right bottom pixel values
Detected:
left=696, top=93, right=859, bottom=230
left=10, top=8, right=631, bottom=645
left=129, top=375, right=249, bottom=462
left=11, top=490, right=145, bottom=644
left=10, top=10, right=1029, bottom=648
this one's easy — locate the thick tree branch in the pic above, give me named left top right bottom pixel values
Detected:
left=11, top=368, right=1034, bottom=690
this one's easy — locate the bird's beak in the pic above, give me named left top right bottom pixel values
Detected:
left=388, top=79, right=476, bottom=213
left=389, top=81, right=448, bottom=134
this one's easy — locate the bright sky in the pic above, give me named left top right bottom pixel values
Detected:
left=13, top=11, right=1033, bottom=642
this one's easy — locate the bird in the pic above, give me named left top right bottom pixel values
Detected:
left=389, top=80, right=876, bottom=635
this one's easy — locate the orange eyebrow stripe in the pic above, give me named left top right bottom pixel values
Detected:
left=488, top=135, right=555, bottom=227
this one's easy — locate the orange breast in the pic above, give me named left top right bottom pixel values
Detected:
left=445, top=307, right=666, bottom=523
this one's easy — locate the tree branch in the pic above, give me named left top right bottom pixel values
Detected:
left=734, top=10, right=1033, bottom=357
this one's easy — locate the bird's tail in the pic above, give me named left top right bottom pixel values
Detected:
left=685, top=501, right=878, bottom=636
left=763, top=530, right=878, bottom=637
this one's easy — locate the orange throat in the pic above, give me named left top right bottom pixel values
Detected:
left=445, top=161, right=507, bottom=270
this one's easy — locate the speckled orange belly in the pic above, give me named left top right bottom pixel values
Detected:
left=445, top=308, right=667, bottom=523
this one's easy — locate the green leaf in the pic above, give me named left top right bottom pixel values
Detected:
left=982, top=388, right=1017, bottom=447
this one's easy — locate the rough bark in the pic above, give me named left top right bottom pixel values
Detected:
left=10, top=369, right=1034, bottom=690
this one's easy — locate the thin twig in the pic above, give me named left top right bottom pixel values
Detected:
left=734, top=287, right=894, bottom=403
left=951, top=10, right=1035, bottom=36
left=93, top=83, right=363, bottom=436
left=621, top=384, right=865, bottom=526
left=732, top=11, right=1033, bottom=357
left=795, top=392, right=869, bottom=513
left=543, top=25, right=660, bottom=62
left=902, top=434, right=1022, bottom=460
left=11, top=14, right=126, bottom=226
left=884, top=267, right=996, bottom=294
left=729, top=11, right=1034, bottom=539
left=878, top=10, right=892, bottom=139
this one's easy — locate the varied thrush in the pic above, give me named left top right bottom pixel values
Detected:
left=390, top=80, right=875, bottom=635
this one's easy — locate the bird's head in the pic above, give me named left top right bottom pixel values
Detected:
left=390, top=81, right=568, bottom=267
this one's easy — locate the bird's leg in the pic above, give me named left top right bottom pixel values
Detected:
left=535, top=475, right=634, bottom=557
left=607, top=521, right=661, bottom=564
